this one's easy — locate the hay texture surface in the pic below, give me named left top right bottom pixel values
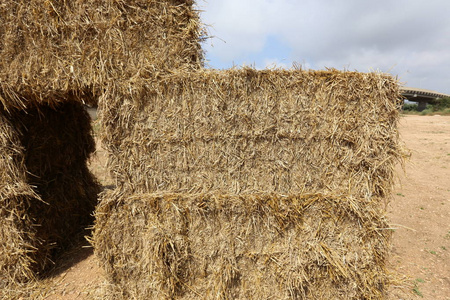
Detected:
left=100, top=68, right=402, bottom=198
left=94, top=191, right=392, bottom=300
left=95, top=68, right=404, bottom=299
left=0, top=112, right=38, bottom=282
left=0, top=0, right=204, bottom=108
left=0, top=102, right=100, bottom=283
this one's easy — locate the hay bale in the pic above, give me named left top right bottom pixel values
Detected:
left=0, top=0, right=205, bottom=288
left=0, top=112, right=39, bottom=282
left=99, top=68, right=403, bottom=198
left=94, top=68, right=404, bottom=298
left=93, top=191, right=392, bottom=299
left=0, top=101, right=100, bottom=283
left=0, top=0, right=204, bottom=108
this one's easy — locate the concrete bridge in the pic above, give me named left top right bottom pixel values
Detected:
left=400, top=87, right=450, bottom=111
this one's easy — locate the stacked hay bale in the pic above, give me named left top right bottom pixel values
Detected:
left=0, top=112, right=39, bottom=282
left=99, top=69, right=399, bottom=197
left=93, top=69, right=403, bottom=299
left=0, top=0, right=204, bottom=285
left=0, top=0, right=204, bottom=103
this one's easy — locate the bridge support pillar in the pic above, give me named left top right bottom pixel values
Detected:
left=417, top=101, right=427, bottom=112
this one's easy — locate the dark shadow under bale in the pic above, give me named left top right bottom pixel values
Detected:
left=0, top=101, right=100, bottom=283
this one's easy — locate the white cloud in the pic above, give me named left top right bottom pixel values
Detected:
left=200, top=0, right=271, bottom=60
left=199, top=0, right=450, bottom=94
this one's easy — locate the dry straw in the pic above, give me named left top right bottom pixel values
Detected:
left=0, top=0, right=204, bottom=286
left=0, top=111, right=38, bottom=282
left=99, top=68, right=403, bottom=199
left=94, top=191, right=393, bottom=299
left=0, top=0, right=405, bottom=298
left=94, top=68, right=405, bottom=299
left=0, top=0, right=205, bottom=109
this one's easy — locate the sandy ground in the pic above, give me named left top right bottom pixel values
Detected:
left=33, top=115, right=450, bottom=299
left=388, top=115, right=450, bottom=300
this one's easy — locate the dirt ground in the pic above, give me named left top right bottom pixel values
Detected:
left=33, top=115, right=450, bottom=299
left=388, top=115, right=450, bottom=300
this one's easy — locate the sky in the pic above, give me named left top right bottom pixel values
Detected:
left=197, top=0, right=450, bottom=95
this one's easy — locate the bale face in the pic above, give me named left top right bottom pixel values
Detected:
left=0, top=0, right=205, bottom=108
left=94, top=192, right=392, bottom=299
left=0, top=101, right=100, bottom=283
left=94, top=68, right=404, bottom=299
left=0, top=113, right=39, bottom=282
left=100, top=69, right=403, bottom=198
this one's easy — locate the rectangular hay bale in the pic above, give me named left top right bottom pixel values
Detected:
left=94, top=191, right=392, bottom=299
left=0, top=112, right=38, bottom=282
left=0, top=0, right=204, bottom=108
left=94, top=68, right=404, bottom=299
left=100, top=68, right=402, bottom=198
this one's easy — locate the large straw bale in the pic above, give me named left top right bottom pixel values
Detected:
left=94, top=191, right=393, bottom=299
left=99, top=68, right=403, bottom=198
left=0, top=101, right=100, bottom=283
left=0, top=0, right=204, bottom=109
left=94, top=68, right=404, bottom=298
